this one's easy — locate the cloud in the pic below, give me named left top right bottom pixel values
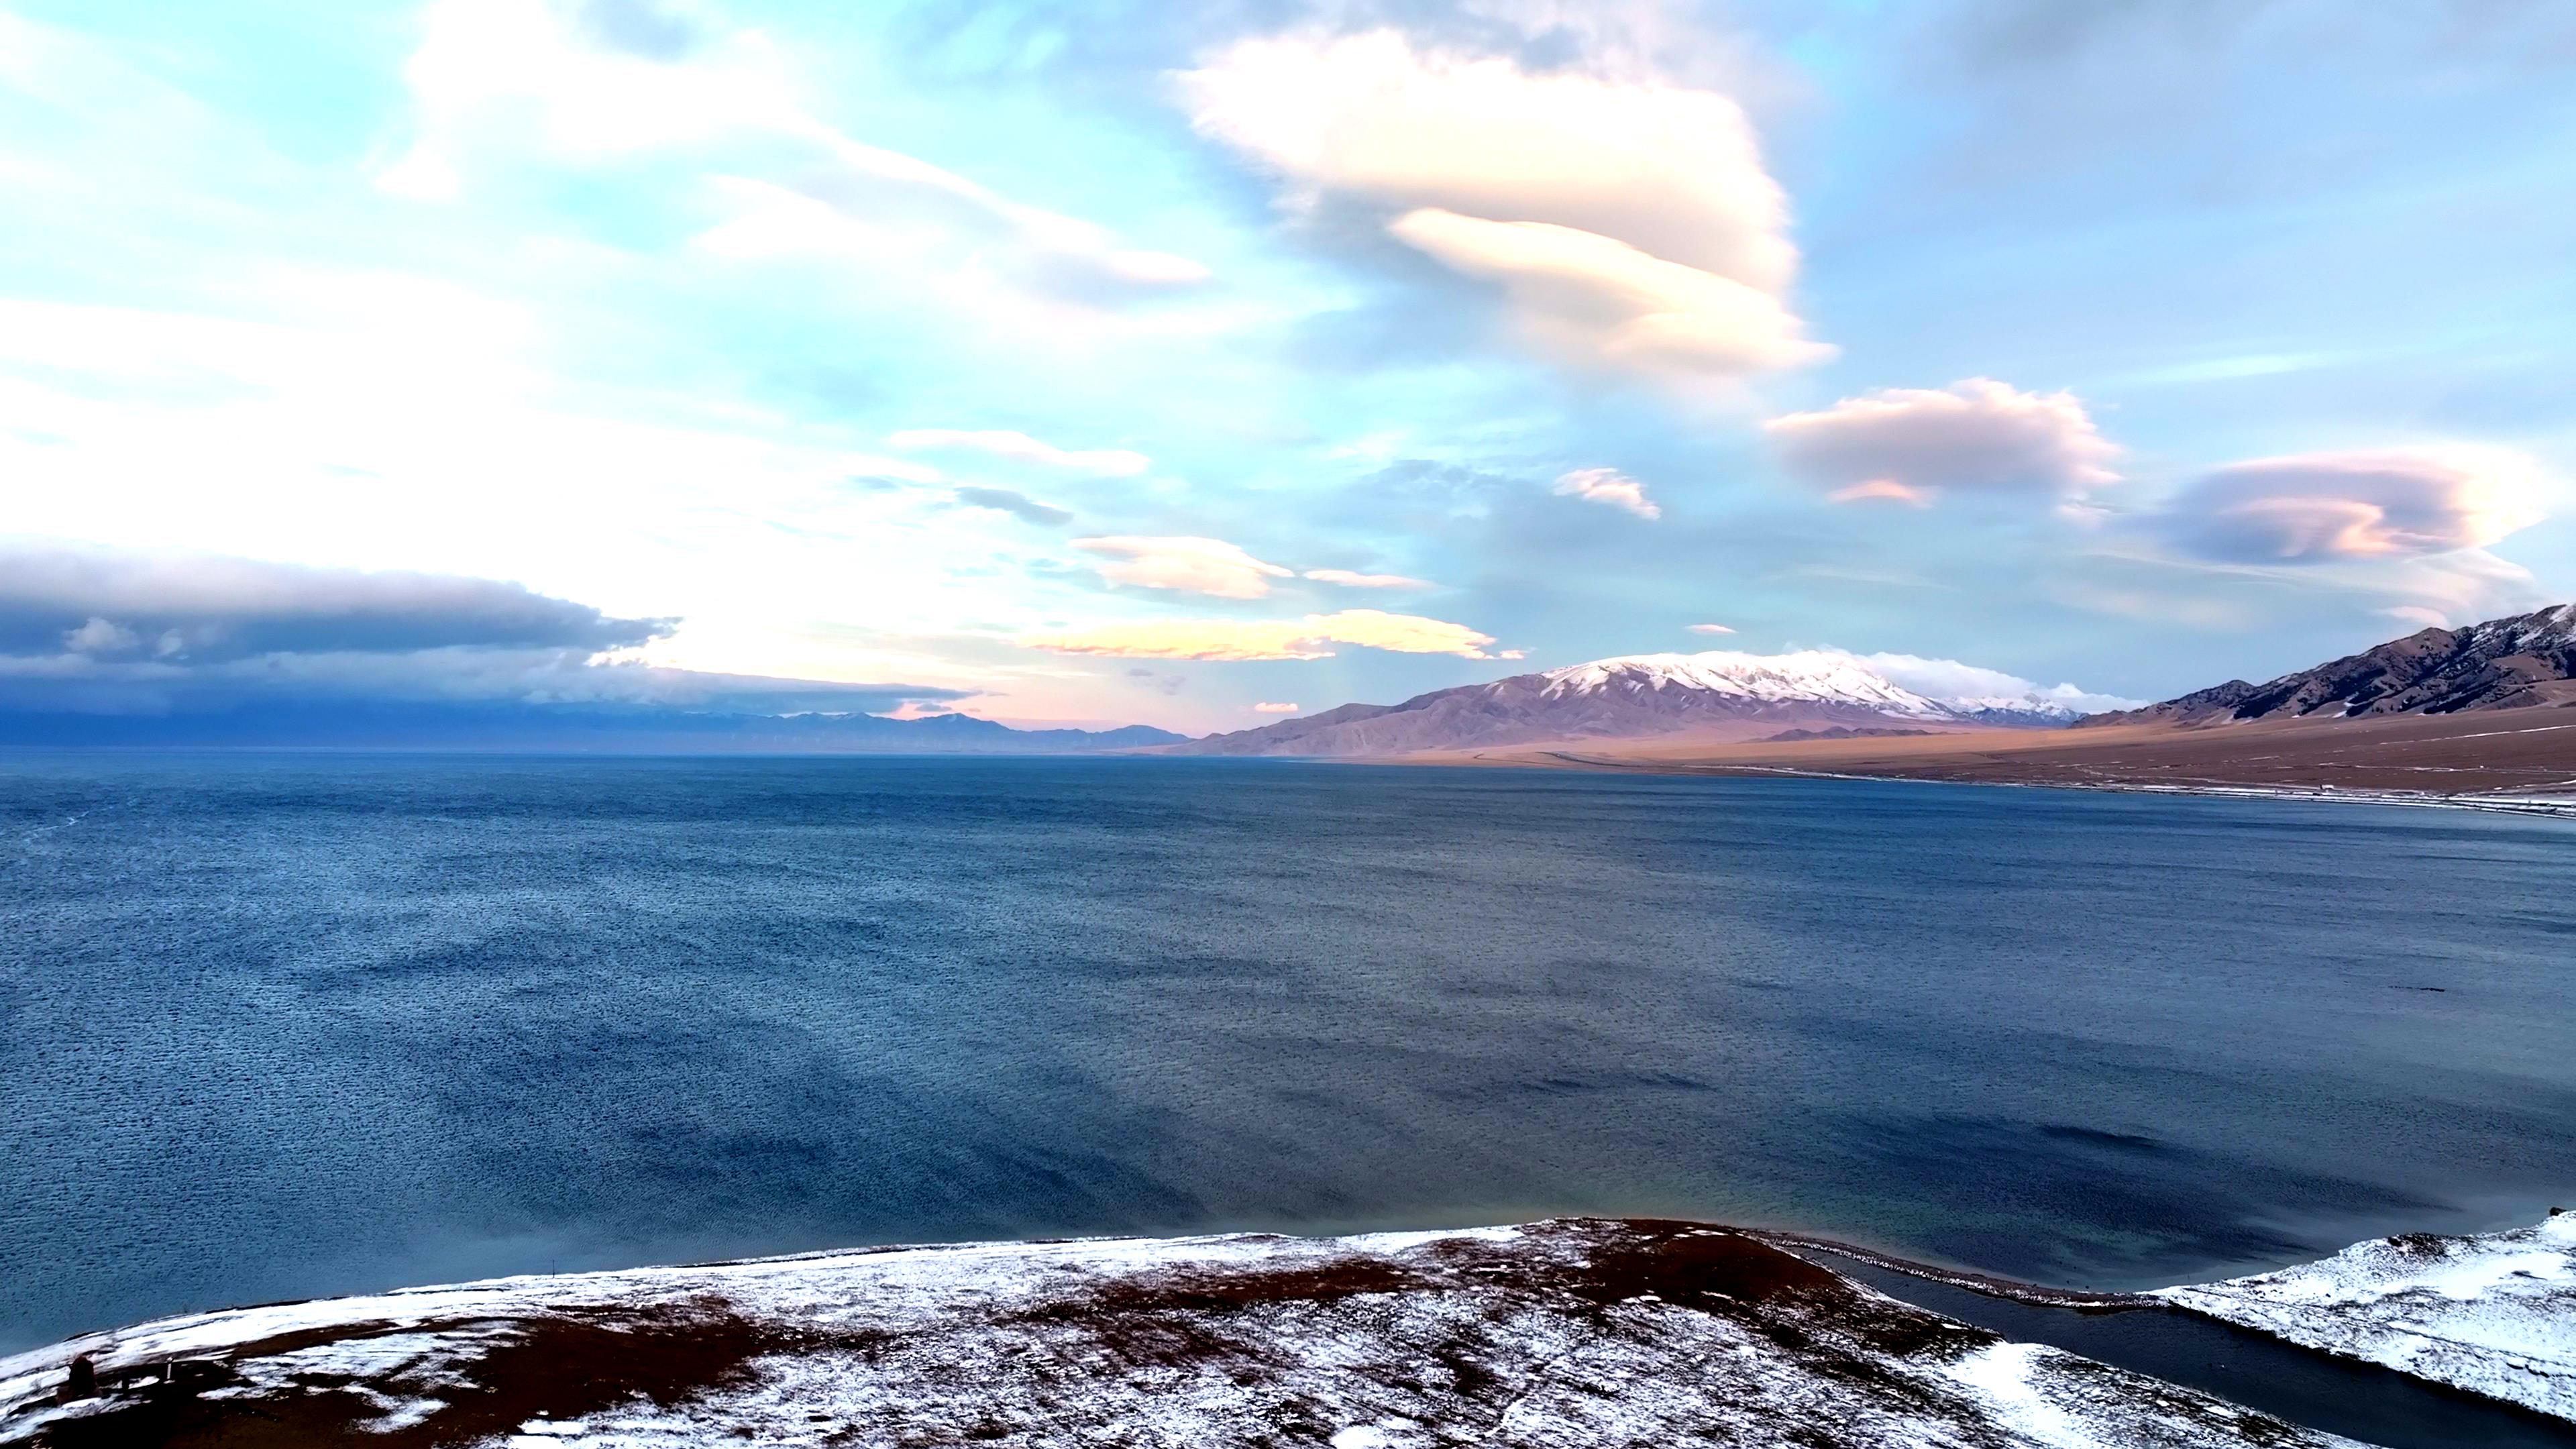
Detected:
left=1828, top=480, right=1933, bottom=506
left=1554, top=467, right=1662, bottom=520
left=1686, top=623, right=1735, bottom=635
left=950, top=486, right=1073, bottom=526
left=1854, top=649, right=2141, bottom=714
left=0, top=543, right=957, bottom=717
left=2379, top=604, right=2452, bottom=632
left=2156, top=447, right=2548, bottom=562
left=1071, top=536, right=1296, bottom=598
left=1302, top=568, right=1432, bottom=590
left=382, top=0, right=1203, bottom=307
left=1385, top=209, right=1825, bottom=382
left=894, top=429, right=1150, bottom=476
left=1765, top=378, right=2121, bottom=504
left=1252, top=700, right=1300, bottom=713
left=0, top=543, right=667, bottom=659
left=2367, top=548, right=2552, bottom=628
left=1182, top=30, right=1827, bottom=384
left=1022, top=608, right=1499, bottom=661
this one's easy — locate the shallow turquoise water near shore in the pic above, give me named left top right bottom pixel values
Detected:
left=3, top=751, right=2571, bottom=1353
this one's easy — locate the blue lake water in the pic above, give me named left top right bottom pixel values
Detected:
left=3, top=752, right=2572, bottom=1354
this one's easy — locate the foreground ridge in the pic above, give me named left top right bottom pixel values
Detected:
left=1, top=1218, right=2348, bottom=1448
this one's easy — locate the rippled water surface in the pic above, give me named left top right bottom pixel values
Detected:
left=4, top=751, right=2571, bottom=1352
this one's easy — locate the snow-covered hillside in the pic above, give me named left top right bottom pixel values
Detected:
left=2159, top=1210, right=2575, bottom=1421
left=3, top=1219, right=2351, bottom=1449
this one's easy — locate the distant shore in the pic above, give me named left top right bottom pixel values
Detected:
left=1375, top=710, right=2576, bottom=817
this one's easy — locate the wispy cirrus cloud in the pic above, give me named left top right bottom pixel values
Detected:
left=1070, top=536, right=1296, bottom=598
left=1022, top=608, right=1500, bottom=661
left=893, top=429, right=1151, bottom=476
left=380, top=0, right=1205, bottom=308
left=950, top=486, right=1073, bottom=526
left=1302, top=568, right=1432, bottom=590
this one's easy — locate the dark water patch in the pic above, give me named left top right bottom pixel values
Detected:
left=1821, top=1112, right=2448, bottom=1286
left=1817, top=1252, right=2576, bottom=1449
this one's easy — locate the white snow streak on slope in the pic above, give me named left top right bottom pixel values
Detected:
left=2159, top=1211, right=2575, bottom=1420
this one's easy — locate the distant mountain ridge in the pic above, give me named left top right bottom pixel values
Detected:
left=2080, top=603, right=2576, bottom=728
left=0, top=701, right=1185, bottom=753
left=1168, top=649, right=2086, bottom=758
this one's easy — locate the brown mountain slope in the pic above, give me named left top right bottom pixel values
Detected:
left=2080, top=603, right=2576, bottom=727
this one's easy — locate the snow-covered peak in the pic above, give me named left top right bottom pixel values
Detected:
left=1536, top=649, right=1957, bottom=719
left=1939, top=692, right=2089, bottom=723
left=2474, top=602, right=2576, bottom=651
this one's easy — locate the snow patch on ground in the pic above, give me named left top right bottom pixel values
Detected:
left=2159, top=1211, right=2576, bottom=1420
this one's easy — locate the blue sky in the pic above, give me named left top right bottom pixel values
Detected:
left=4, top=0, right=2573, bottom=731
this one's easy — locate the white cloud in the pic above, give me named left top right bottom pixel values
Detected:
left=1554, top=467, right=1661, bottom=520
left=1855, top=651, right=2141, bottom=714
left=1686, top=623, right=1735, bottom=635
left=1071, top=537, right=1295, bottom=599
left=1252, top=700, right=1300, bottom=712
left=61, top=616, right=142, bottom=655
left=1303, top=568, right=1431, bottom=590
left=1387, top=209, right=1827, bottom=380
left=382, top=0, right=1203, bottom=306
left=1828, top=480, right=1933, bottom=507
left=893, top=429, right=1150, bottom=476
left=2159, top=447, right=2548, bottom=562
left=2367, top=548, right=2551, bottom=627
left=1765, top=379, right=2121, bottom=504
left=2379, top=604, right=2452, bottom=631
left=1182, top=30, right=1826, bottom=384
left=1022, top=608, right=1499, bottom=661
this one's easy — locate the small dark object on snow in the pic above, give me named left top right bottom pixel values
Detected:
left=57, top=1356, right=95, bottom=1403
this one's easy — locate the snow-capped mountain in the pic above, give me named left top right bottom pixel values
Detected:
left=1170, top=648, right=2090, bottom=757
left=1538, top=650, right=1955, bottom=716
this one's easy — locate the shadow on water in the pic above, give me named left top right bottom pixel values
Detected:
left=1813, top=1252, right=2576, bottom=1449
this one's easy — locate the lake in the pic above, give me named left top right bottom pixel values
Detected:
left=3, top=752, right=2571, bottom=1353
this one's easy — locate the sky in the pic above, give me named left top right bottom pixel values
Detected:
left=4, top=0, right=2573, bottom=733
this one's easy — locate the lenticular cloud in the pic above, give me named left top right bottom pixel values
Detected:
left=1182, top=30, right=1829, bottom=384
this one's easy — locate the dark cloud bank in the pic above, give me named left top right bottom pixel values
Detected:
left=0, top=544, right=1177, bottom=751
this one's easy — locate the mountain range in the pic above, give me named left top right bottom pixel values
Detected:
left=0, top=700, right=1184, bottom=753
left=21, top=606, right=2571, bottom=757
left=1167, top=649, right=2092, bottom=758
left=1170, top=604, right=2576, bottom=761
left=2079, top=603, right=2576, bottom=727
